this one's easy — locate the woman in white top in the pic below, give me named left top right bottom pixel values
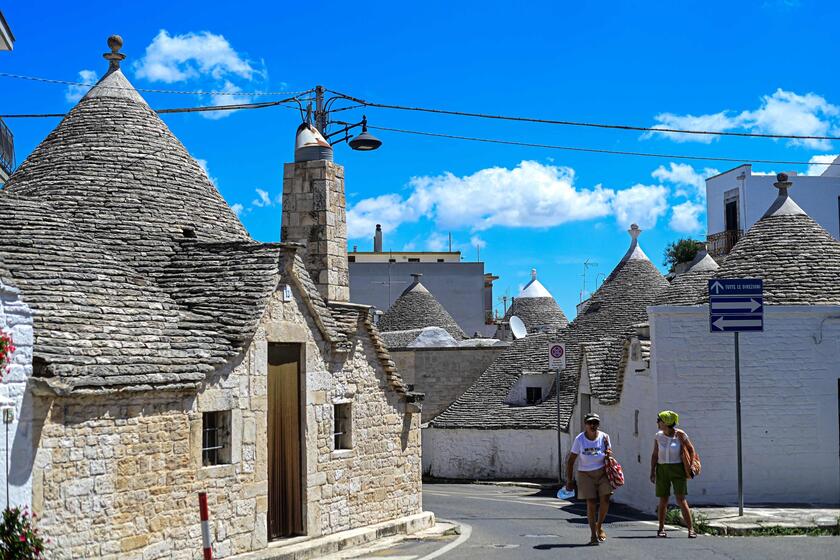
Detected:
left=650, top=410, right=697, bottom=538
left=564, top=413, right=613, bottom=545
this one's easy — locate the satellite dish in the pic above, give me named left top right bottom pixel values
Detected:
left=509, top=316, right=527, bottom=340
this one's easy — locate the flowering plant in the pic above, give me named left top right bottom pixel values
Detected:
left=0, top=506, right=46, bottom=559
left=0, top=330, right=14, bottom=379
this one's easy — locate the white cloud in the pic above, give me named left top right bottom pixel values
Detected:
left=65, top=70, right=98, bottom=102
left=426, top=232, right=450, bottom=251
left=231, top=203, right=244, bottom=216
left=470, top=235, right=487, bottom=249
left=134, top=30, right=256, bottom=84
left=651, top=163, right=718, bottom=199
left=805, top=153, right=839, bottom=176
left=252, top=189, right=273, bottom=208
left=646, top=89, right=839, bottom=149
left=611, top=184, right=669, bottom=229
left=347, top=161, right=679, bottom=239
left=201, top=80, right=254, bottom=120
left=669, top=201, right=705, bottom=233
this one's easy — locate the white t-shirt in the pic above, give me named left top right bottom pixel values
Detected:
left=571, top=431, right=610, bottom=472
left=655, top=430, right=683, bottom=464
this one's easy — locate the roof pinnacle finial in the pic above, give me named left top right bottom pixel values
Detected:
left=628, top=223, right=642, bottom=240
left=531, top=268, right=537, bottom=281
left=103, top=35, right=126, bottom=71
left=410, top=272, right=423, bottom=283
left=774, top=172, right=792, bottom=196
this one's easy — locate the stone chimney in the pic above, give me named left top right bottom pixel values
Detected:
left=374, top=224, right=383, bottom=252
left=281, top=128, right=349, bottom=302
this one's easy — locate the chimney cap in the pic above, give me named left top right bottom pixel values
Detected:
left=294, top=122, right=333, bottom=162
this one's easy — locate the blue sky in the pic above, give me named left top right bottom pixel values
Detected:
left=3, top=0, right=839, bottom=319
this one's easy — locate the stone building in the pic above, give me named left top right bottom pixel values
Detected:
left=378, top=274, right=468, bottom=343
left=424, top=225, right=668, bottom=479
left=0, top=37, right=426, bottom=559
left=494, top=269, right=569, bottom=341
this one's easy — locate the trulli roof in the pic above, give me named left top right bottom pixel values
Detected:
left=702, top=174, right=840, bottom=306
left=378, top=276, right=467, bottom=340
left=495, top=269, right=569, bottom=339
left=432, top=224, right=668, bottom=429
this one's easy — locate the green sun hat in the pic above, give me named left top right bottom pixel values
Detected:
left=658, top=410, right=679, bottom=427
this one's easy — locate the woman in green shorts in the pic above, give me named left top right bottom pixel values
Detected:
left=650, top=410, right=697, bottom=538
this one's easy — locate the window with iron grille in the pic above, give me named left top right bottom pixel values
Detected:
left=525, top=387, right=542, bottom=405
left=333, top=403, right=352, bottom=451
left=202, top=411, right=231, bottom=466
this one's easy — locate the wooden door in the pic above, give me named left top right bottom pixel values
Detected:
left=268, top=343, right=304, bottom=539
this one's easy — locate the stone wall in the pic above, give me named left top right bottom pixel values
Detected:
left=390, top=346, right=505, bottom=422
left=0, top=274, right=35, bottom=510
left=34, top=283, right=421, bottom=559
left=281, top=160, right=350, bottom=302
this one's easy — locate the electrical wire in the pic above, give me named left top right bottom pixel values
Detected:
left=327, top=88, right=840, bottom=143
left=369, top=125, right=840, bottom=168
left=1, top=97, right=307, bottom=118
left=0, top=71, right=312, bottom=97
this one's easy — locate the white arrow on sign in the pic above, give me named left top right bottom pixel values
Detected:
left=711, top=299, right=762, bottom=313
left=710, top=280, right=724, bottom=294
left=712, top=316, right=763, bottom=330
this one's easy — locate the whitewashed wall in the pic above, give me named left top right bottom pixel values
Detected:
left=648, top=305, right=840, bottom=506
left=571, top=351, right=659, bottom=512
left=423, top=427, right=566, bottom=480
left=0, top=275, right=34, bottom=509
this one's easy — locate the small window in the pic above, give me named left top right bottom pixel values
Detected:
left=334, top=403, right=352, bottom=450
left=348, top=256, right=356, bottom=262
left=388, top=258, right=396, bottom=263
left=585, top=302, right=602, bottom=314
left=436, top=258, right=444, bottom=263
left=408, top=258, right=420, bottom=262
left=202, top=411, right=231, bottom=466
left=525, top=387, right=542, bottom=405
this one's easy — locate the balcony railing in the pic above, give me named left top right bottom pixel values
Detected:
left=707, top=229, right=742, bottom=257
left=0, top=118, right=14, bottom=181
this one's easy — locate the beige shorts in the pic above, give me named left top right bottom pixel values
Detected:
left=577, top=467, right=613, bottom=499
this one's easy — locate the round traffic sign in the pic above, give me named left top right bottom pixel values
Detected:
left=550, top=344, right=564, bottom=358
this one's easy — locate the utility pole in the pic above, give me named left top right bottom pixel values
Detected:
left=314, top=85, right=327, bottom=135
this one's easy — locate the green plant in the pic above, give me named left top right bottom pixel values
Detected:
left=663, top=238, right=705, bottom=271
left=664, top=508, right=713, bottom=534
left=0, top=506, right=46, bottom=559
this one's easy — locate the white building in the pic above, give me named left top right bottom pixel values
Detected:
left=588, top=175, right=840, bottom=512
left=705, top=159, right=840, bottom=257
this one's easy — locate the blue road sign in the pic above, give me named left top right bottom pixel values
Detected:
left=709, top=279, right=763, bottom=332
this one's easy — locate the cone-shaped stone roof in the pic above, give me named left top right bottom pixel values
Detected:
left=378, top=274, right=467, bottom=340
left=656, top=250, right=720, bottom=306
left=495, top=269, right=568, bottom=340
left=4, top=64, right=249, bottom=276
left=433, top=224, right=668, bottom=430
left=703, top=174, right=840, bottom=306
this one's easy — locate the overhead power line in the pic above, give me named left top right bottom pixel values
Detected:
left=1, top=98, right=305, bottom=119
left=0, top=71, right=312, bottom=97
left=327, top=88, right=840, bottom=143
left=369, top=125, right=840, bottom=168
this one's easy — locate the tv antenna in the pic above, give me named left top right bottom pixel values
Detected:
left=580, top=258, right=598, bottom=303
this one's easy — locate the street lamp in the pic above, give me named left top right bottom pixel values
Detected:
left=327, top=116, right=382, bottom=152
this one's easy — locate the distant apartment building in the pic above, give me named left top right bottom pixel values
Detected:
left=349, top=225, right=497, bottom=336
left=705, top=159, right=840, bottom=257
left=0, top=10, right=15, bottom=185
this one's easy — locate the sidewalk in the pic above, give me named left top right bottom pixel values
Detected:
left=689, top=506, right=840, bottom=536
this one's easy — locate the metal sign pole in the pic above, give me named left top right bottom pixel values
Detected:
left=734, top=332, right=744, bottom=516
left=556, top=366, right=563, bottom=483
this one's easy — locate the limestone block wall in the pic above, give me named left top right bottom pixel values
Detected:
left=34, top=283, right=421, bottom=559
left=648, top=305, right=840, bottom=506
left=390, top=346, right=505, bottom=422
left=281, top=160, right=350, bottom=302
left=0, top=275, right=35, bottom=510
left=423, top=427, right=558, bottom=479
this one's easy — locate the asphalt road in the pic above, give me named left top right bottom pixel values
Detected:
left=339, top=483, right=839, bottom=560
